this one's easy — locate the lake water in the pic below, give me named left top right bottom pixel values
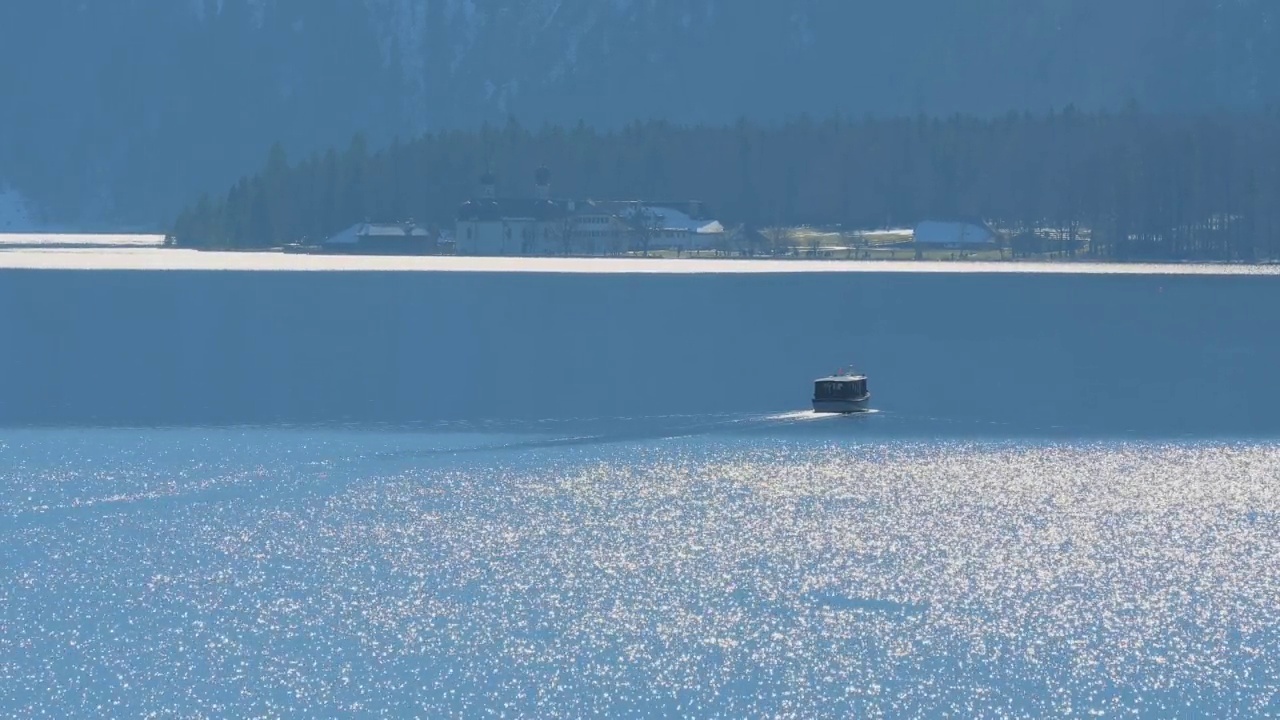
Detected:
left=3, top=259, right=1280, bottom=716
left=3, top=414, right=1278, bottom=718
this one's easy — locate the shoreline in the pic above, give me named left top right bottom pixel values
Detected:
left=0, top=246, right=1278, bottom=275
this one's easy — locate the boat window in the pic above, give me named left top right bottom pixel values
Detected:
left=817, top=381, right=856, bottom=399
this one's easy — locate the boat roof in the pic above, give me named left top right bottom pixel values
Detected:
left=815, top=374, right=867, bottom=383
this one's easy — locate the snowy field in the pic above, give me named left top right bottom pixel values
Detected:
left=0, top=233, right=165, bottom=248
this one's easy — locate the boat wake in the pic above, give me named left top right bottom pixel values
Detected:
left=362, top=408, right=883, bottom=462
left=10, top=410, right=892, bottom=526
left=762, top=410, right=831, bottom=422
left=758, top=408, right=881, bottom=423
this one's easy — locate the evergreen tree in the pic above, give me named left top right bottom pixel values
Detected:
left=170, top=110, right=1280, bottom=261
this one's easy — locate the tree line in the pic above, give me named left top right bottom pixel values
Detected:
left=172, top=107, right=1280, bottom=261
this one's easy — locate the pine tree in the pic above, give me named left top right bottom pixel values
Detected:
left=169, top=109, right=1280, bottom=261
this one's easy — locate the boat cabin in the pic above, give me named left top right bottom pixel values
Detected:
left=814, top=375, right=868, bottom=400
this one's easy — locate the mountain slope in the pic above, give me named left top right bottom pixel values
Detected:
left=0, top=0, right=1276, bottom=227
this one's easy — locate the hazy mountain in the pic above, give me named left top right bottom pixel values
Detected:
left=0, top=0, right=1276, bottom=228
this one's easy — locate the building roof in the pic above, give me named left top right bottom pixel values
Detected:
left=325, top=222, right=430, bottom=244
left=567, top=201, right=723, bottom=233
left=647, top=206, right=724, bottom=234
left=457, top=198, right=567, bottom=222
left=570, top=200, right=641, bottom=217
left=815, top=374, right=867, bottom=383
left=646, top=200, right=708, bottom=218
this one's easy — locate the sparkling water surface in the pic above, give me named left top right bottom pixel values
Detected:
left=2, top=413, right=1278, bottom=718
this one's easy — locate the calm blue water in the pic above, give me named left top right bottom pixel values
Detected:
left=3, top=413, right=1278, bottom=718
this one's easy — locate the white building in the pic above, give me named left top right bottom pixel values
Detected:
left=453, top=169, right=724, bottom=256
left=568, top=200, right=640, bottom=255
left=564, top=201, right=725, bottom=254
left=455, top=199, right=568, bottom=256
left=455, top=170, right=570, bottom=256
left=639, top=205, right=725, bottom=251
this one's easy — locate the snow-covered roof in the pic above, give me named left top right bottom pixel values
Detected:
left=563, top=201, right=724, bottom=234
left=646, top=206, right=724, bottom=234
left=325, top=222, right=430, bottom=244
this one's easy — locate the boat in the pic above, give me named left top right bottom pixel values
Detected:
left=812, top=368, right=871, bottom=414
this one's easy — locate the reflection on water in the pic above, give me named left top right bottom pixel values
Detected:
left=1, top=421, right=1278, bottom=717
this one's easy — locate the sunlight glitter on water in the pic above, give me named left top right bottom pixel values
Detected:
left=1, top=431, right=1278, bottom=717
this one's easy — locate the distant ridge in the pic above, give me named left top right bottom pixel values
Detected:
left=0, top=0, right=1277, bottom=227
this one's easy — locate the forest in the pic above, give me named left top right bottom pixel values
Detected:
left=172, top=107, right=1280, bottom=261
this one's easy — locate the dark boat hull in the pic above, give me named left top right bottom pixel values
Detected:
left=812, top=395, right=872, bottom=414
